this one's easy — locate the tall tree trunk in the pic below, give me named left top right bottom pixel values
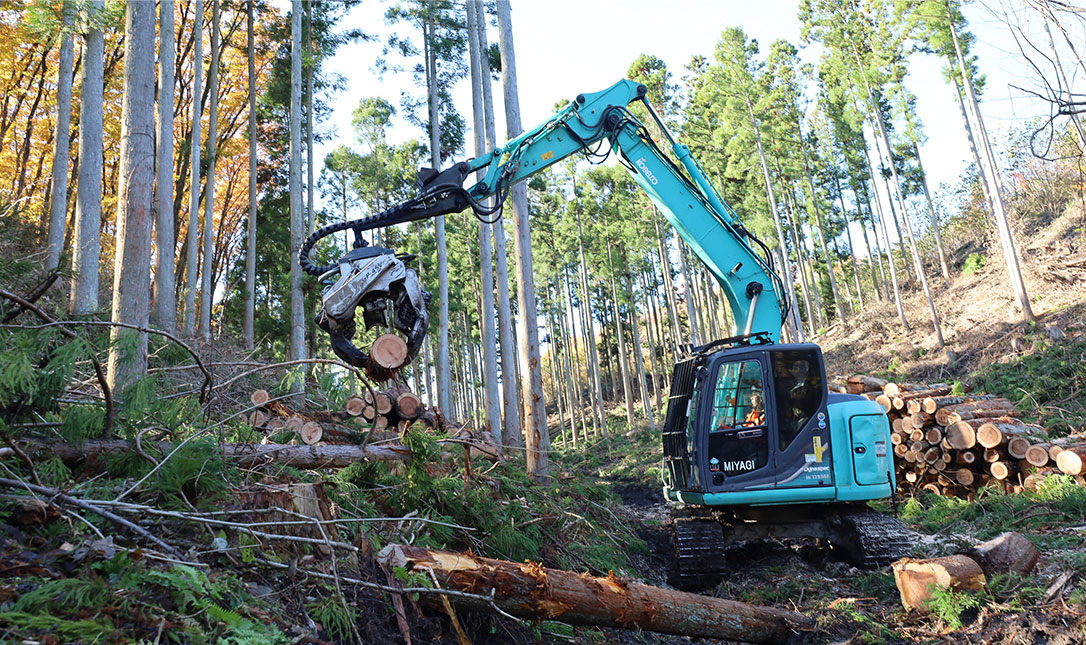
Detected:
left=560, top=267, right=585, bottom=444
left=858, top=181, right=887, bottom=301
left=652, top=211, right=683, bottom=348
left=951, top=77, right=994, bottom=214
left=108, top=0, right=156, bottom=395
left=854, top=57, right=944, bottom=348
left=607, top=246, right=635, bottom=428
left=152, top=0, right=176, bottom=332
left=747, top=99, right=803, bottom=341
left=789, top=197, right=825, bottom=330
left=575, top=204, right=606, bottom=437
left=69, top=0, right=105, bottom=315
left=198, top=0, right=220, bottom=341
left=243, top=0, right=257, bottom=349
left=288, top=0, right=306, bottom=405
left=641, top=269, right=663, bottom=408
left=466, top=0, right=502, bottom=445
left=183, top=0, right=204, bottom=335
left=626, top=266, right=655, bottom=430
left=909, top=139, right=950, bottom=280
left=862, top=142, right=909, bottom=330
left=798, top=130, right=845, bottom=325
left=305, top=0, right=315, bottom=236
left=949, top=13, right=1034, bottom=321
left=413, top=225, right=434, bottom=403
left=564, top=266, right=593, bottom=440
left=423, top=15, right=452, bottom=416
left=832, top=171, right=865, bottom=311
left=783, top=192, right=816, bottom=335
left=676, top=232, right=699, bottom=344
left=496, top=2, right=550, bottom=480
left=45, top=1, right=75, bottom=272
left=472, top=5, right=520, bottom=443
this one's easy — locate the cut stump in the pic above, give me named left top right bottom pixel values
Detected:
left=892, top=555, right=986, bottom=611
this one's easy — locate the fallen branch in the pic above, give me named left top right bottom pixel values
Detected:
left=0, top=477, right=180, bottom=557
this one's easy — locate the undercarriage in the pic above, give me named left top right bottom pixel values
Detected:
left=669, top=504, right=916, bottom=590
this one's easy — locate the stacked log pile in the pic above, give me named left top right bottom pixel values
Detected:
left=840, top=375, right=1086, bottom=496
left=246, top=384, right=500, bottom=461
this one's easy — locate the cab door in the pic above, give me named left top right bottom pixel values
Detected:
left=700, top=354, right=776, bottom=493
left=768, top=347, right=834, bottom=489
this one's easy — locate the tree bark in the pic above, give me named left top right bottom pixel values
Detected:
left=243, top=0, right=257, bottom=349
left=971, top=532, right=1039, bottom=577
left=422, top=14, right=452, bottom=417
left=151, top=0, right=177, bottom=333
left=69, top=0, right=105, bottom=315
left=183, top=0, right=204, bottom=336
left=288, top=0, right=306, bottom=405
left=576, top=183, right=606, bottom=437
left=377, top=544, right=813, bottom=642
left=305, top=0, right=314, bottom=236
left=108, top=0, right=157, bottom=395
left=46, top=1, right=75, bottom=272
left=496, top=1, right=550, bottom=479
left=466, top=0, right=502, bottom=445
left=627, top=268, right=654, bottom=430
left=198, top=0, right=220, bottom=341
left=608, top=246, right=634, bottom=428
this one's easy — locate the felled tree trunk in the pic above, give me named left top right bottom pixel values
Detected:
left=377, top=544, right=812, bottom=643
left=970, top=532, right=1038, bottom=576
left=19, top=439, right=412, bottom=468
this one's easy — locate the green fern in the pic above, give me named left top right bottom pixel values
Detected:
left=306, top=595, right=355, bottom=642
left=13, top=578, right=110, bottom=614
left=37, top=456, right=71, bottom=487
left=205, top=602, right=246, bottom=628
left=926, top=585, right=984, bottom=629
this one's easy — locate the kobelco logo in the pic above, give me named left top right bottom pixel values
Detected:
left=636, top=157, right=658, bottom=185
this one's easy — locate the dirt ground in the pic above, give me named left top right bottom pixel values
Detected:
left=820, top=206, right=1086, bottom=384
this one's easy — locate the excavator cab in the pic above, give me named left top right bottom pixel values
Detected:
left=662, top=338, right=894, bottom=504
left=662, top=337, right=909, bottom=589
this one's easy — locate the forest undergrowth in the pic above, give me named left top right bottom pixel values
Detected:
left=3, top=183, right=1086, bottom=645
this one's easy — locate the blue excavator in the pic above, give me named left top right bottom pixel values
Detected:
left=299, top=79, right=913, bottom=590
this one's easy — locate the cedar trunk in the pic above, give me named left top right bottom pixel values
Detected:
left=108, top=1, right=157, bottom=395
left=377, top=544, right=812, bottom=642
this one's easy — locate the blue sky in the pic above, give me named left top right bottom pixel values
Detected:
left=307, top=0, right=1081, bottom=242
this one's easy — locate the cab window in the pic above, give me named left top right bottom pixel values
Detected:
left=771, top=349, right=823, bottom=451
left=710, top=360, right=765, bottom=431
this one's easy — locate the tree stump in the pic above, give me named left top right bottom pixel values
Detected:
left=892, top=555, right=986, bottom=611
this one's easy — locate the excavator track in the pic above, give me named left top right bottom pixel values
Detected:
left=830, top=509, right=915, bottom=569
left=671, top=515, right=727, bottom=590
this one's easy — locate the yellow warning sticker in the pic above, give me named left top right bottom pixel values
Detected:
left=812, top=436, right=825, bottom=462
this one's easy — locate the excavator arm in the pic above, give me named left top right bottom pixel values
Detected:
left=299, top=79, right=787, bottom=367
